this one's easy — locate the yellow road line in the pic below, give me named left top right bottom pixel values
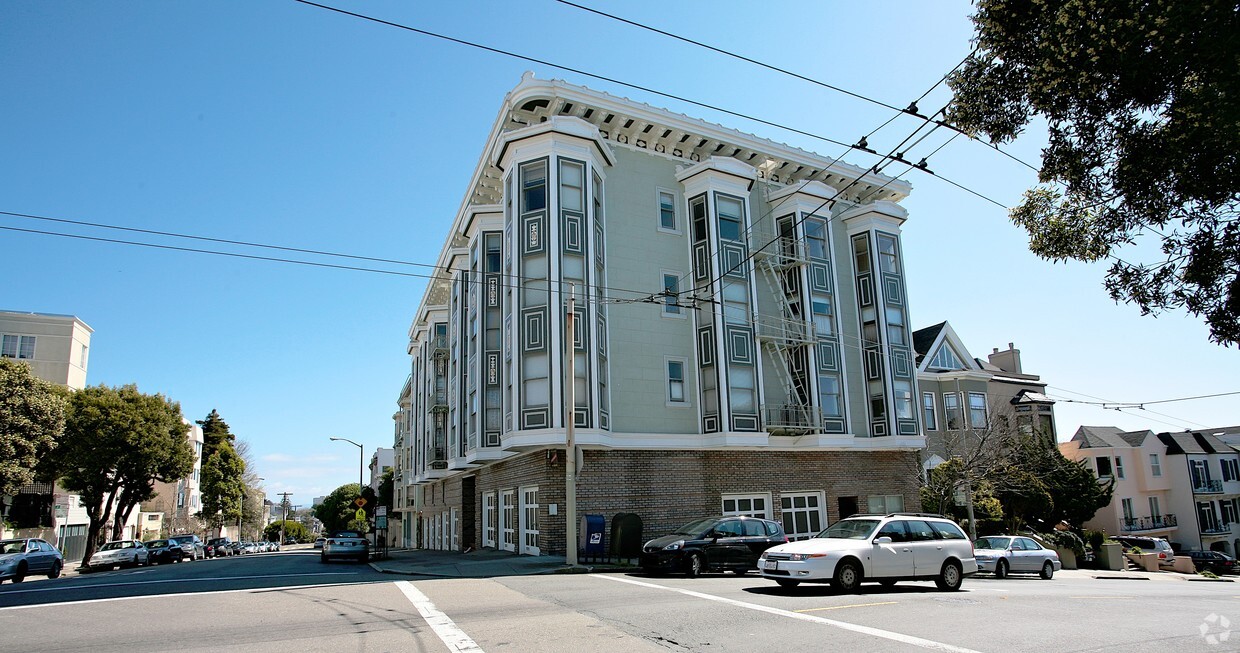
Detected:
left=796, top=601, right=898, bottom=613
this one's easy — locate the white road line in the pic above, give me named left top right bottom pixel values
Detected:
left=0, top=580, right=358, bottom=611
left=396, top=581, right=484, bottom=653
left=0, top=572, right=359, bottom=596
left=596, top=575, right=986, bottom=653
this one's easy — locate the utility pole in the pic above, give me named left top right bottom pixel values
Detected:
left=278, top=492, right=293, bottom=546
left=565, top=283, right=578, bottom=566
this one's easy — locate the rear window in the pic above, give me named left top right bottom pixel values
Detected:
left=764, top=520, right=783, bottom=537
left=741, top=520, right=766, bottom=536
left=331, top=531, right=363, bottom=538
left=929, top=521, right=967, bottom=540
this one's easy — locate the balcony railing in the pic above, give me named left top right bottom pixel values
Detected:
left=753, top=314, right=813, bottom=345
left=763, top=404, right=820, bottom=434
left=1201, top=522, right=1231, bottom=535
left=1121, top=514, right=1177, bottom=532
left=1194, top=479, right=1224, bottom=494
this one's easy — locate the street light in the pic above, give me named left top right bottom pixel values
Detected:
left=330, top=437, right=365, bottom=498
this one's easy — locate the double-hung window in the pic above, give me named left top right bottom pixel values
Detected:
left=662, top=274, right=681, bottom=316
left=667, top=359, right=686, bottom=404
left=1, top=334, right=35, bottom=359
left=657, top=190, right=677, bottom=231
left=922, top=393, right=937, bottom=430
left=968, top=392, right=987, bottom=428
left=943, top=393, right=962, bottom=429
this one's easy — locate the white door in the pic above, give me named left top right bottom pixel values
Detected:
left=500, top=490, right=516, bottom=552
left=519, top=486, right=540, bottom=556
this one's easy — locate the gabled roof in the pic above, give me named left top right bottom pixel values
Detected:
left=913, top=320, right=980, bottom=373
left=1072, top=426, right=1130, bottom=449
left=1157, top=430, right=1235, bottom=455
left=912, top=322, right=946, bottom=360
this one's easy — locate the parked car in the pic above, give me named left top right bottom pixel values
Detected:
left=973, top=535, right=1061, bottom=579
left=1186, top=550, right=1237, bottom=575
left=1115, top=536, right=1176, bottom=567
left=758, top=513, right=977, bottom=592
left=205, top=537, right=234, bottom=558
left=0, top=538, right=64, bottom=583
left=321, top=530, right=369, bottom=563
left=144, top=539, right=184, bottom=564
left=284, top=538, right=296, bottom=545
left=167, top=534, right=205, bottom=561
left=640, top=516, right=788, bottom=577
left=241, top=541, right=258, bottom=554
left=87, top=540, right=149, bottom=570
left=313, top=537, right=326, bottom=549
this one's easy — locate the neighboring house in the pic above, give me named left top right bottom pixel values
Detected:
left=1064, top=426, right=1240, bottom=555
left=1061, top=427, right=1176, bottom=542
left=368, top=448, right=394, bottom=491
left=912, top=321, right=1056, bottom=471
left=0, top=310, right=116, bottom=563
left=141, top=419, right=206, bottom=537
left=393, top=74, right=927, bottom=556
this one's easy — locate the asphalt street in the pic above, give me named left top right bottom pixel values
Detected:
left=3, top=550, right=1240, bottom=652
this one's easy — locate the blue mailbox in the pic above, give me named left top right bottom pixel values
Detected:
left=582, top=514, right=606, bottom=556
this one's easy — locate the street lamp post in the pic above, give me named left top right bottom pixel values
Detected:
left=330, top=437, right=365, bottom=502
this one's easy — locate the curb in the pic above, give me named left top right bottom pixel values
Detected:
left=1092, top=575, right=1151, bottom=580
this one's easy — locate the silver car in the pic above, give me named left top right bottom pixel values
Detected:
left=0, top=538, right=64, bottom=583
left=321, top=530, right=369, bottom=563
left=973, top=535, right=1061, bottom=579
left=87, top=540, right=150, bottom=571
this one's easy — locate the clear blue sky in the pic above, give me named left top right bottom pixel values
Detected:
left=3, top=1, right=1236, bottom=503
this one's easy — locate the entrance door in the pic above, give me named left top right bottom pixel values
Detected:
left=837, top=496, right=859, bottom=520
left=500, top=490, right=516, bottom=552
left=519, top=486, right=540, bottom=556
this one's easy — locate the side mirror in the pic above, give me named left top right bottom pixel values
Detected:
left=875, top=536, right=893, bottom=544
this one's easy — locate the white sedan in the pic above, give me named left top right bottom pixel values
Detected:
left=87, top=540, right=149, bottom=571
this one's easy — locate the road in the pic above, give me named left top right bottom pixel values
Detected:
left=3, top=552, right=1239, bottom=652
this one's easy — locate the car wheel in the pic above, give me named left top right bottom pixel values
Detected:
left=12, top=562, right=27, bottom=583
left=879, top=579, right=897, bottom=588
left=994, top=559, right=1009, bottom=579
left=935, top=560, right=963, bottom=591
left=833, top=559, right=862, bottom=593
left=1041, top=561, right=1055, bottom=580
left=685, top=553, right=704, bottom=578
left=775, top=579, right=800, bottom=588
left=48, top=560, right=63, bottom=579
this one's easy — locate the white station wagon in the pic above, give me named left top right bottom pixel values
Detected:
left=759, top=513, right=977, bottom=592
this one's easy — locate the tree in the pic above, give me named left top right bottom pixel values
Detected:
left=378, top=468, right=394, bottom=512
left=0, top=359, right=66, bottom=497
left=235, top=439, right=265, bottom=539
left=198, top=409, right=235, bottom=452
left=948, top=0, right=1240, bottom=345
left=48, top=384, right=194, bottom=565
left=264, top=519, right=309, bottom=543
left=198, top=443, right=244, bottom=534
left=313, top=483, right=361, bottom=534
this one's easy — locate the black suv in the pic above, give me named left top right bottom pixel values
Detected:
left=167, top=534, right=205, bottom=561
left=640, top=516, right=788, bottom=577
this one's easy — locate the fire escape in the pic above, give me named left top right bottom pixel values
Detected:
left=752, top=226, right=819, bottom=435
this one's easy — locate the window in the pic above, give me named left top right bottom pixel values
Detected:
left=867, top=494, right=904, bottom=514
left=1121, top=497, right=1134, bottom=520
left=943, top=393, right=962, bottom=429
left=1148, top=496, right=1161, bottom=520
left=818, top=375, right=841, bottom=417
left=662, top=273, right=681, bottom=316
left=886, top=307, right=906, bottom=347
left=780, top=492, right=825, bottom=541
left=1223, top=458, right=1240, bottom=482
left=1150, top=453, right=1162, bottom=477
left=922, top=393, right=937, bottom=431
left=811, top=298, right=833, bottom=336
left=893, top=381, right=914, bottom=420
left=1, top=335, right=35, bottom=360
left=804, top=219, right=827, bottom=260
left=717, top=195, right=744, bottom=242
left=667, top=359, right=686, bottom=404
left=722, top=494, right=769, bottom=518
left=657, top=190, right=677, bottom=231
left=877, top=234, right=900, bottom=274
left=1095, top=456, right=1113, bottom=478
left=968, top=392, right=987, bottom=428
left=927, top=346, right=965, bottom=371
left=521, top=160, right=547, bottom=213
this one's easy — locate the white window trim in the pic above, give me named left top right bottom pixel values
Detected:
left=660, top=270, right=687, bottom=319
left=482, top=491, right=497, bottom=548
left=655, top=187, right=681, bottom=234
left=921, top=392, right=937, bottom=431
left=519, top=485, right=540, bottom=556
left=665, top=356, right=690, bottom=408
left=500, top=490, right=516, bottom=553
left=721, top=492, right=772, bottom=519
left=779, top=490, right=827, bottom=541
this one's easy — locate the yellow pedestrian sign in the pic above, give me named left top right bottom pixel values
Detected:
left=355, top=508, right=366, bottom=521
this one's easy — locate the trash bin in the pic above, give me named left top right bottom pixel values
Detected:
left=581, top=514, right=605, bottom=558
left=609, top=513, right=643, bottom=559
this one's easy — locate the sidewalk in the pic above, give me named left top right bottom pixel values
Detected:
left=369, top=548, right=630, bottom=578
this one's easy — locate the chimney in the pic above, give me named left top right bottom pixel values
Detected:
left=988, top=343, right=1022, bottom=374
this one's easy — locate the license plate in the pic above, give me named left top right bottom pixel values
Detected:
left=764, top=560, right=778, bottom=571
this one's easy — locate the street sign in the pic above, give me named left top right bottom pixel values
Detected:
left=354, top=497, right=367, bottom=508
left=355, top=508, right=366, bottom=521
left=376, top=516, right=387, bottom=529
left=376, top=506, right=386, bottom=517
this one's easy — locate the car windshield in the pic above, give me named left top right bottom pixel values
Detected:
left=100, top=541, right=130, bottom=551
left=815, top=519, right=879, bottom=539
left=673, top=518, right=720, bottom=536
left=0, top=540, right=26, bottom=554
left=331, top=531, right=362, bottom=538
left=975, top=537, right=1013, bottom=550
left=146, top=540, right=169, bottom=548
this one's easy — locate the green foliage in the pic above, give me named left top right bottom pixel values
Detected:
left=1085, top=529, right=1107, bottom=553
left=1201, top=570, right=1219, bottom=579
left=48, top=384, right=193, bottom=564
left=198, top=409, right=235, bottom=452
left=264, top=519, right=309, bottom=542
left=379, top=468, right=394, bottom=512
left=948, top=0, right=1240, bottom=346
left=995, top=435, right=1114, bottom=532
left=199, top=443, right=245, bottom=528
left=347, top=518, right=370, bottom=533
left=313, top=483, right=362, bottom=533
left=0, top=358, right=67, bottom=495
left=1042, top=529, right=1086, bottom=557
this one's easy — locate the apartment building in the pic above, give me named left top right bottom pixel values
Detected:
left=141, top=420, right=206, bottom=536
left=912, top=321, right=1056, bottom=469
left=394, top=74, right=926, bottom=556
left=1064, top=426, right=1240, bottom=555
